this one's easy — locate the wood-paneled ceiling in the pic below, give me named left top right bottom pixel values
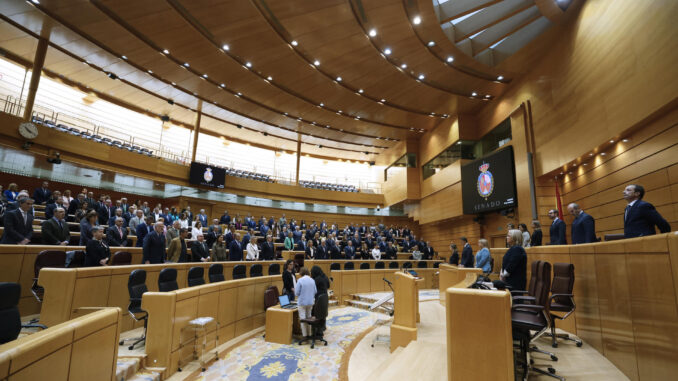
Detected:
left=0, top=0, right=572, bottom=160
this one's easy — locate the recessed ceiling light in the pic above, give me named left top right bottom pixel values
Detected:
left=237, top=92, right=242, bottom=96
left=384, top=48, right=392, bottom=55
left=267, top=76, right=273, bottom=81
left=497, top=75, right=504, bottom=81
left=31, top=0, right=40, bottom=4
left=355, top=116, right=360, bottom=120
left=222, top=44, right=230, bottom=51
left=193, top=92, right=197, bottom=96
left=183, top=62, right=189, bottom=67
left=401, top=63, right=407, bottom=69
left=336, top=76, right=342, bottom=82
left=313, top=60, right=320, bottom=66
left=319, top=103, right=324, bottom=107
left=202, top=74, right=208, bottom=78
left=162, top=49, right=169, bottom=54
left=121, top=55, right=127, bottom=60
left=427, top=41, right=435, bottom=47
left=297, top=117, right=302, bottom=121
left=369, top=28, right=377, bottom=37
left=589, top=153, right=594, bottom=156
left=418, top=74, right=425, bottom=80
left=326, top=125, right=330, bottom=128
left=446, top=56, right=454, bottom=63
left=583, top=163, right=588, bottom=166
left=410, top=127, right=415, bottom=131
left=485, top=95, right=491, bottom=98
left=220, top=83, right=225, bottom=87
left=338, top=110, right=342, bottom=113
left=245, top=62, right=252, bottom=68
left=600, top=152, right=606, bottom=156
left=358, top=89, right=364, bottom=93
left=622, top=139, right=629, bottom=142
left=171, top=82, right=176, bottom=86
left=284, top=112, right=288, bottom=115
left=291, top=40, right=298, bottom=46
left=380, top=99, right=386, bottom=102
left=609, top=140, right=614, bottom=143
left=413, top=16, right=421, bottom=25
left=471, top=92, right=478, bottom=96
left=147, top=70, right=153, bottom=74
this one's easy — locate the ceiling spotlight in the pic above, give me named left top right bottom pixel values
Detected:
left=355, top=116, right=360, bottom=120
left=326, top=125, right=331, bottom=128
left=413, top=16, right=421, bottom=25
left=471, top=92, right=478, bottom=96
left=202, top=74, right=208, bottom=78
left=220, top=83, right=225, bottom=87
left=600, top=152, right=606, bottom=156
left=485, top=95, right=491, bottom=98
left=162, top=49, right=169, bottom=54
left=609, top=140, right=614, bottom=143
left=291, top=40, right=298, bottom=46
left=319, top=103, right=324, bottom=107
left=338, top=110, right=342, bottom=113
left=427, top=41, right=435, bottom=47
left=336, top=76, right=342, bottom=82
left=183, top=62, right=189, bottom=67
left=284, top=112, right=288, bottom=115
left=446, top=56, right=454, bottom=63
left=384, top=48, right=392, bottom=55
left=401, top=63, right=407, bottom=69
left=121, top=55, right=127, bottom=60
left=358, top=89, right=364, bottom=93
left=30, top=0, right=40, bottom=4
left=622, top=139, right=629, bottom=142
left=222, top=44, right=230, bottom=51
left=313, top=60, right=320, bottom=66
left=267, top=76, right=273, bottom=81
left=380, top=99, right=386, bottom=102
left=237, top=92, right=242, bottom=96
left=418, top=74, right=425, bottom=80
left=245, top=62, right=252, bottom=68
left=107, top=72, right=118, bottom=80
left=369, top=28, right=377, bottom=37
left=589, top=153, right=593, bottom=156
left=410, top=127, right=415, bottom=131
left=147, top=70, right=153, bottom=74
left=171, top=82, right=176, bottom=86
left=497, top=75, right=504, bottom=81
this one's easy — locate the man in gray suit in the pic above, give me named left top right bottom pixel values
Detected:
left=41, top=207, right=70, bottom=245
left=165, top=220, right=181, bottom=248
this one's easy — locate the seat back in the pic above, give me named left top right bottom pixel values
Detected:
left=187, top=267, right=205, bottom=287
left=294, top=253, right=304, bottom=270
left=264, top=285, right=280, bottom=309
left=533, top=261, right=552, bottom=307
left=551, top=263, right=575, bottom=307
left=233, top=264, right=246, bottom=280
left=250, top=264, right=263, bottom=277
left=268, top=263, right=281, bottom=275
left=388, top=261, right=399, bottom=269
left=359, top=263, right=370, bottom=270
left=489, top=256, right=494, bottom=273
left=313, top=292, right=329, bottom=320
left=0, top=283, right=21, bottom=344
left=417, top=261, right=427, bottom=268
left=66, top=250, right=85, bottom=268
left=111, top=251, right=132, bottom=266
left=344, top=262, right=354, bottom=270
left=127, top=270, right=148, bottom=312
left=527, top=260, right=542, bottom=295
left=375, top=261, right=385, bottom=269
left=209, top=263, right=225, bottom=283
left=330, top=263, right=341, bottom=271
left=158, top=268, right=178, bottom=292
left=34, top=250, right=67, bottom=277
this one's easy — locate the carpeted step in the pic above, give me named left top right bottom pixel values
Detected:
left=116, top=357, right=141, bottom=381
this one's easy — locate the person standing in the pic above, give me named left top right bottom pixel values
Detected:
left=246, top=236, right=260, bottom=261
left=79, top=211, right=99, bottom=246
left=106, top=217, right=129, bottom=247
left=519, top=223, right=531, bottom=247
left=459, top=237, right=474, bottom=268
left=84, top=226, right=110, bottom=267
left=1, top=197, right=34, bottom=244
left=167, top=228, right=189, bottom=263
left=475, top=239, right=492, bottom=274
left=41, top=207, right=70, bottom=245
left=211, top=235, right=228, bottom=262
left=143, top=222, right=166, bottom=264
left=282, top=260, right=296, bottom=301
left=295, top=267, right=317, bottom=341
left=548, top=209, right=567, bottom=245
left=449, top=243, right=460, bottom=265
left=622, top=184, right=671, bottom=238
left=568, top=203, right=597, bottom=244
left=191, top=234, right=210, bottom=262
left=498, top=230, right=528, bottom=290
left=32, top=181, right=51, bottom=205
left=228, top=232, right=243, bottom=261
left=530, top=221, right=543, bottom=247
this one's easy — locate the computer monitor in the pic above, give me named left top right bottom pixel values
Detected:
left=278, top=294, right=290, bottom=307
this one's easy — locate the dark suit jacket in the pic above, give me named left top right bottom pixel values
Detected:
left=67, top=199, right=81, bottom=216
left=449, top=251, right=459, bottom=265
left=191, top=241, right=209, bottom=261
left=571, top=212, right=597, bottom=244
left=460, top=244, right=474, bottom=267
left=33, top=187, right=51, bottom=204
left=316, top=245, right=328, bottom=260
left=106, top=225, right=129, bottom=247
left=79, top=220, right=95, bottom=246
left=344, top=245, right=355, bottom=259
left=260, top=241, right=275, bottom=260
left=228, top=240, right=243, bottom=261
left=531, top=229, right=542, bottom=247
left=142, top=231, right=166, bottom=264
left=549, top=218, right=567, bottom=245
left=624, top=200, right=672, bottom=238
left=219, top=214, right=231, bottom=225
left=305, top=246, right=316, bottom=259
left=501, top=246, right=527, bottom=291
left=1, top=209, right=34, bottom=244
left=45, top=202, right=58, bottom=220
left=136, top=223, right=151, bottom=247
left=84, top=239, right=110, bottom=267
left=329, top=245, right=342, bottom=259
left=41, top=218, right=70, bottom=245
left=98, top=206, right=113, bottom=225
left=423, top=246, right=435, bottom=260
left=385, top=246, right=397, bottom=260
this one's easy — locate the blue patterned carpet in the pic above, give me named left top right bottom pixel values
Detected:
left=195, top=307, right=379, bottom=380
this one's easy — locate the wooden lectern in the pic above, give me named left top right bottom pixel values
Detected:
left=390, top=271, right=420, bottom=352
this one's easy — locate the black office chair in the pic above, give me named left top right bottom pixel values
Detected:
left=209, top=263, right=225, bottom=283
left=388, top=261, right=399, bottom=269
left=158, top=268, right=178, bottom=292
left=375, top=261, right=385, bottom=269
left=119, top=270, right=148, bottom=350
left=233, top=265, right=247, bottom=280
left=0, top=283, right=46, bottom=344
left=111, top=251, right=132, bottom=266
left=298, top=293, right=329, bottom=348
left=548, top=263, right=582, bottom=348
left=417, top=261, right=427, bottom=268
left=330, top=263, right=341, bottom=271
left=250, top=264, right=263, bottom=277
left=344, top=262, right=354, bottom=270
left=31, top=250, right=67, bottom=303
left=359, top=263, right=370, bottom=270
left=66, top=250, right=85, bottom=268
left=268, top=263, right=281, bottom=275
left=433, top=262, right=441, bottom=268
left=187, top=267, right=205, bottom=287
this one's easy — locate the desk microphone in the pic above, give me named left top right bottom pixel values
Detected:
left=383, top=278, right=392, bottom=285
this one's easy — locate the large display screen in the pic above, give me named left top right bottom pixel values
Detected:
left=189, top=162, right=225, bottom=189
left=461, top=146, right=516, bottom=214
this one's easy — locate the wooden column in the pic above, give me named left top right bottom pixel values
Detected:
left=295, top=134, right=301, bottom=184
left=23, top=38, right=49, bottom=122
left=190, top=100, right=202, bottom=163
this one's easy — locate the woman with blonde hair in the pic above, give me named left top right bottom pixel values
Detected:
left=497, top=229, right=527, bottom=290
left=475, top=239, right=492, bottom=274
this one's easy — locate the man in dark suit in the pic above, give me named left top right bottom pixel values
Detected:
left=84, top=227, right=110, bottom=267
left=32, top=181, right=51, bottom=205
left=623, top=184, right=671, bottom=238
left=385, top=241, right=397, bottom=260
left=568, top=203, right=597, bottom=244
left=329, top=244, right=342, bottom=259
left=1, top=197, right=34, bottom=244
left=219, top=210, right=231, bottom=225
left=136, top=216, right=153, bottom=247
left=548, top=209, right=567, bottom=245
left=45, top=196, right=63, bottom=220
left=98, top=199, right=114, bottom=225
left=344, top=240, right=355, bottom=259
left=460, top=237, right=474, bottom=267
left=41, top=207, right=70, bottom=245
left=107, top=217, right=129, bottom=247
left=260, top=235, right=276, bottom=260
left=191, top=234, right=210, bottom=262
left=316, top=240, right=328, bottom=260
left=229, top=232, right=243, bottom=261
left=142, top=223, right=166, bottom=264
left=108, top=208, right=126, bottom=228
left=67, top=193, right=85, bottom=216
left=423, top=242, right=435, bottom=260
left=197, top=209, right=208, bottom=228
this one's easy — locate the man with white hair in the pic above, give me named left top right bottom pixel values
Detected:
left=41, top=207, right=70, bottom=245
left=107, top=217, right=129, bottom=247
left=128, top=209, right=145, bottom=233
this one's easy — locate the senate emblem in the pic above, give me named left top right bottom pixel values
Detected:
left=477, top=162, right=494, bottom=200
left=203, top=167, right=214, bottom=183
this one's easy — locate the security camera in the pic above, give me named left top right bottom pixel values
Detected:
left=47, top=152, right=62, bottom=164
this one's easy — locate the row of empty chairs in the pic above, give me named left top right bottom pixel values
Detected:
left=299, top=180, right=358, bottom=192
left=225, top=168, right=273, bottom=182
left=31, top=115, right=154, bottom=157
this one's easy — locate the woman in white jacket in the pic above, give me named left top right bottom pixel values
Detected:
left=246, top=236, right=260, bottom=261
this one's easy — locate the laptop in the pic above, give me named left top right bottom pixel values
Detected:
left=278, top=294, right=297, bottom=309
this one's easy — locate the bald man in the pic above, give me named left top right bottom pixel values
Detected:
left=568, top=203, right=596, bottom=244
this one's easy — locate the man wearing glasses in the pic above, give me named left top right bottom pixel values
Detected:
left=1, top=197, right=34, bottom=244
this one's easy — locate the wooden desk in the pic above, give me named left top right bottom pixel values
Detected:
left=265, top=306, right=301, bottom=345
